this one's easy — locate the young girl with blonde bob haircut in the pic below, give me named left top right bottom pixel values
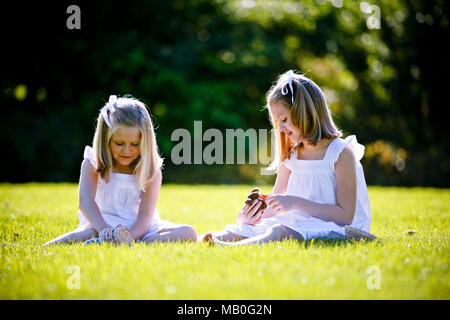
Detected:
left=45, top=95, right=197, bottom=245
left=200, top=70, right=375, bottom=245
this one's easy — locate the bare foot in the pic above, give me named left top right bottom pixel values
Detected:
left=197, top=232, right=213, bottom=243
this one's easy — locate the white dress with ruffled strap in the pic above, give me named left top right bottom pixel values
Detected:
left=224, top=135, right=372, bottom=240
left=75, top=146, right=182, bottom=240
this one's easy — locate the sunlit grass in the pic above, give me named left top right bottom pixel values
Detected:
left=0, top=183, right=449, bottom=299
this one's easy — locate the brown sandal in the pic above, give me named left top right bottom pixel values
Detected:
left=345, top=226, right=377, bottom=241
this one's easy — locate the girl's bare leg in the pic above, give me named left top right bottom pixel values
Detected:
left=43, top=227, right=97, bottom=246
left=198, top=230, right=247, bottom=242
left=140, top=225, right=197, bottom=243
left=212, top=224, right=303, bottom=246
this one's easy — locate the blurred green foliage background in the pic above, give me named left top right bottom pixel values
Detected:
left=1, top=0, right=449, bottom=186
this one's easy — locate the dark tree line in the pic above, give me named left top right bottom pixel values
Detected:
left=1, top=0, right=448, bottom=186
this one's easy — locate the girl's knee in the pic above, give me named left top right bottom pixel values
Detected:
left=268, top=224, right=303, bottom=241
left=267, top=224, right=289, bottom=239
left=267, top=224, right=303, bottom=240
left=179, top=225, right=197, bottom=241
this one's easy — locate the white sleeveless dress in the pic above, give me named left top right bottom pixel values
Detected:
left=224, top=135, right=372, bottom=240
left=75, top=146, right=183, bottom=241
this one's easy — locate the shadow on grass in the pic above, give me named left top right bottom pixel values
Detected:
left=1, top=237, right=381, bottom=248
left=298, top=237, right=381, bottom=249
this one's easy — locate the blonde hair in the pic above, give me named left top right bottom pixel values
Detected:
left=92, top=95, right=163, bottom=191
left=266, top=70, right=342, bottom=170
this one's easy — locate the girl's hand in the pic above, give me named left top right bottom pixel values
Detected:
left=265, top=194, right=298, bottom=214
left=99, top=225, right=133, bottom=244
left=237, top=199, right=264, bottom=226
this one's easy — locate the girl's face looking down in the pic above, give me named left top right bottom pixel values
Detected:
left=270, top=102, right=301, bottom=144
left=110, top=126, right=141, bottom=171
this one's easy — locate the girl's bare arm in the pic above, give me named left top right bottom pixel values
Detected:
left=78, top=159, right=110, bottom=234
left=129, top=169, right=162, bottom=240
left=261, top=162, right=291, bottom=219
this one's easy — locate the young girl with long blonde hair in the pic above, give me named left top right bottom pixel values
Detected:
left=45, top=95, right=197, bottom=245
left=200, top=70, right=376, bottom=245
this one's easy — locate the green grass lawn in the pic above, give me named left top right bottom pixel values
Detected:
left=0, top=183, right=449, bottom=299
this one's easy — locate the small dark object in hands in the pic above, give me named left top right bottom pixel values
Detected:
left=244, top=188, right=268, bottom=209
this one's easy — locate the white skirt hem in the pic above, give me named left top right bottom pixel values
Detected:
left=223, top=213, right=346, bottom=240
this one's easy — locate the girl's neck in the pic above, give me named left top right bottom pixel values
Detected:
left=303, top=138, right=331, bottom=150
left=111, top=162, right=134, bottom=174
left=296, top=138, right=334, bottom=160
